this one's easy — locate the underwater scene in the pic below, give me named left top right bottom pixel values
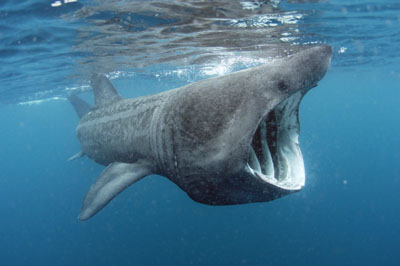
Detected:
left=0, top=0, right=399, bottom=265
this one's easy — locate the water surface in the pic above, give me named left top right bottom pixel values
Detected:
left=0, top=1, right=399, bottom=265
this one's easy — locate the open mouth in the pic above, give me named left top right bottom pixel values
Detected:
left=246, top=90, right=306, bottom=190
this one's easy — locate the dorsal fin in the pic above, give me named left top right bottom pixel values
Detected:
left=68, top=94, right=91, bottom=118
left=91, top=74, right=123, bottom=108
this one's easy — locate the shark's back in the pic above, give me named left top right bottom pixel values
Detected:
left=70, top=74, right=172, bottom=166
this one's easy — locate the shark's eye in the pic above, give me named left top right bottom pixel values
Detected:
left=278, top=80, right=288, bottom=92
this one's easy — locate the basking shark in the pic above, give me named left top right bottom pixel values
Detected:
left=69, top=45, right=332, bottom=221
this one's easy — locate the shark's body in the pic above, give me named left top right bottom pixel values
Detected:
left=70, top=45, right=332, bottom=221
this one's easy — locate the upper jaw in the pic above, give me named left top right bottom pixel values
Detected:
left=245, top=89, right=306, bottom=191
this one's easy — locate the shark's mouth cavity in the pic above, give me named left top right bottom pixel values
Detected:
left=246, top=90, right=305, bottom=190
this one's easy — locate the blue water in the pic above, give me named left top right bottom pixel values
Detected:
left=1, top=1, right=400, bottom=265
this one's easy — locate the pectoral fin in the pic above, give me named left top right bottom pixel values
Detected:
left=79, top=161, right=153, bottom=221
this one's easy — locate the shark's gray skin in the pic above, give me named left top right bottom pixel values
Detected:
left=69, top=45, right=332, bottom=221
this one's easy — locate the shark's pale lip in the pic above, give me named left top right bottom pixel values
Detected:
left=246, top=90, right=306, bottom=190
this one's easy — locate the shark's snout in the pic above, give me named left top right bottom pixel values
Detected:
left=300, top=45, right=332, bottom=87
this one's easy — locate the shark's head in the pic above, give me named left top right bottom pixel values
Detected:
left=164, top=45, right=332, bottom=205
left=238, top=45, right=333, bottom=201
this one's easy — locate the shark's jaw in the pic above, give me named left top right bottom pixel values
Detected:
left=246, top=90, right=306, bottom=191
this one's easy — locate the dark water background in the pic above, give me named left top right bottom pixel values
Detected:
left=1, top=0, right=400, bottom=265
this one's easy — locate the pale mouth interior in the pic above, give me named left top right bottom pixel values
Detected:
left=246, top=90, right=305, bottom=190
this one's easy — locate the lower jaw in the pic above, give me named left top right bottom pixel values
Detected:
left=246, top=158, right=304, bottom=191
